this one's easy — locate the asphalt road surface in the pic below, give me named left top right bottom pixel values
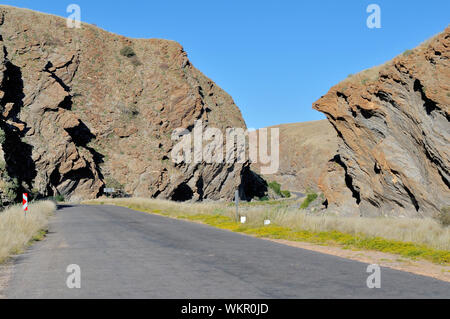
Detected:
left=5, top=205, right=450, bottom=299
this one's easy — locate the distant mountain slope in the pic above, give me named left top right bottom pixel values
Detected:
left=251, top=120, right=338, bottom=193
left=314, top=27, right=450, bottom=217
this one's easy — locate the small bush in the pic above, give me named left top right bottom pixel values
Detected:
left=119, top=103, right=139, bottom=119
left=403, top=49, right=413, bottom=56
left=438, top=207, right=450, bottom=227
left=120, top=46, right=136, bottom=58
left=258, top=196, right=269, bottom=202
left=4, top=177, right=19, bottom=202
left=268, top=181, right=282, bottom=196
left=54, top=194, right=65, bottom=202
left=105, top=177, right=123, bottom=190
left=281, top=190, right=291, bottom=198
left=0, top=129, right=5, bottom=144
left=300, top=193, right=318, bottom=210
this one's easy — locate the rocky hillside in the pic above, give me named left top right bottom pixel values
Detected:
left=314, top=27, right=449, bottom=217
left=0, top=6, right=261, bottom=204
left=251, top=120, right=338, bottom=193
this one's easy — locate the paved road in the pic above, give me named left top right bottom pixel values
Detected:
left=291, top=191, right=305, bottom=199
left=6, top=205, right=450, bottom=299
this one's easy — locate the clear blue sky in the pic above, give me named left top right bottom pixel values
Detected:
left=2, top=1, right=449, bottom=128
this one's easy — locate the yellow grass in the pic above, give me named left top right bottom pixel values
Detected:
left=85, top=198, right=450, bottom=257
left=0, top=201, right=56, bottom=263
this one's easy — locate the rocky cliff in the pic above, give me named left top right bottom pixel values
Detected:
left=251, top=120, right=338, bottom=193
left=0, top=6, right=258, bottom=203
left=314, top=27, right=449, bottom=217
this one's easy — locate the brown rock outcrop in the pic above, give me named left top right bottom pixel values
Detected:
left=0, top=6, right=259, bottom=203
left=313, top=27, right=450, bottom=217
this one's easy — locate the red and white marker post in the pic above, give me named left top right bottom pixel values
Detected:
left=23, top=193, right=28, bottom=214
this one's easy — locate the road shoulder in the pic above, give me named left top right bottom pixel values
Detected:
left=0, top=261, right=13, bottom=299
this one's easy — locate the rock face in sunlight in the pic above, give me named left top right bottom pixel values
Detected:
left=313, top=27, right=449, bottom=218
left=0, top=6, right=264, bottom=203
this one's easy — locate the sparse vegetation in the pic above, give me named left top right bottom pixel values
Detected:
left=403, top=49, right=414, bottom=56
left=438, top=207, right=450, bottom=227
left=43, top=33, right=62, bottom=47
left=300, top=192, right=318, bottom=209
left=119, top=103, right=139, bottom=119
left=0, top=128, right=5, bottom=144
left=120, top=46, right=136, bottom=58
left=120, top=46, right=142, bottom=66
left=281, top=190, right=291, bottom=198
left=2, top=177, right=20, bottom=204
left=53, top=194, right=65, bottom=202
left=84, top=198, right=450, bottom=264
left=105, top=177, right=124, bottom=190
left=268, top=181, right=291, bottom=199
left=0, top=201, right=56, bottom=263
left=268, top=181, right=281, bottom=196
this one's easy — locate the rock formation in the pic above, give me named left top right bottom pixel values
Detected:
left=0, top=6, right=262, bottom=203
left=251, top=120, right=338, bottom=193
left=314, top=27, right=449, bottom=217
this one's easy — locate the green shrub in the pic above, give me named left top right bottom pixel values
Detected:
left=119, top=46, right=142, bottom=66
left=54, top=194, right=65, bottom=202
left=403, top=49, right=413, bottom=56
left=0, top=128, right=6, bottom=144
left=258, top=196, right=269, bottom=202
left=105, top=177, right=123, bottom=190
left=120, top=46, right=136, bottom=58
left=4, top=177, right=19, bottom=202
left=438, top=207, right=450, bottom=227
left=281, top=190, right=291, bottom=198
left=268, top=181, right=282, bottom=196
left=300, top=193, right=318, bottom=210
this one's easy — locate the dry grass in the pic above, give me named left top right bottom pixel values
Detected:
left=270, top=211, right=450, bottom=251
left=0, top=201, right=56, bottom=263
left=85, top=198, right=450, bottom=252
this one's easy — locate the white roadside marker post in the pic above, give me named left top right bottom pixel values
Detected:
left=23, top=193, right=28, bottom=215
left=235, top=189, right=239, bottom=222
